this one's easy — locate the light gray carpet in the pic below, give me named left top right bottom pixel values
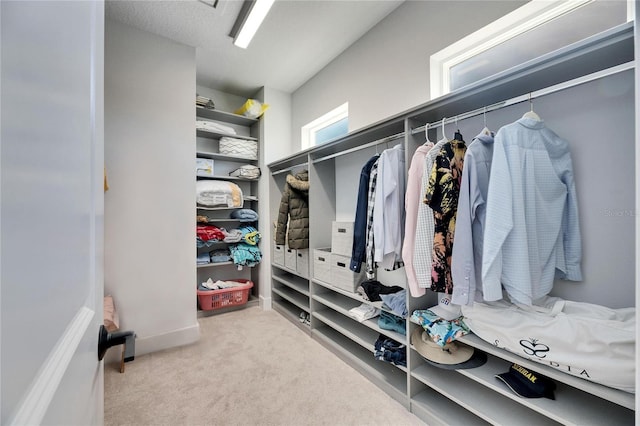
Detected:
left=105, top=306, right=425, bottom=426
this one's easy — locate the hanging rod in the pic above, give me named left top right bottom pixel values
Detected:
left=271, top=162, right=309, bottom=176
left=411, top=61, right=635, bottom=134
left=311, top=132, right=405, bottom=164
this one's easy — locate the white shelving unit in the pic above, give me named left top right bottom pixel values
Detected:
left=196, top=107, right=261, bottom=315
left=268, top=23, right=636, bottom=425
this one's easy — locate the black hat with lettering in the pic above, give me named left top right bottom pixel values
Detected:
left=495, top=363, right=556, bottom=400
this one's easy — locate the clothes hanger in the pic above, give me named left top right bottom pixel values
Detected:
left=424, top=122, right=432, bottom=145
left=522, top=92, right=541, bottom=121
left=481, top=106, right=492, bottom=136
left=453, top=115, right=464, bottom=141
left=440, top=117, right=447, bottom=141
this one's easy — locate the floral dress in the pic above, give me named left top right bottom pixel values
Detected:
left=424, top=138, right=466, bottom=293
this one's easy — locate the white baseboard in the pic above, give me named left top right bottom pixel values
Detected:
left=259, top=295, right=272, bottom=310
left=104, top=322, right=200, bottom=364
left=135, top=322, right=200, bottom=356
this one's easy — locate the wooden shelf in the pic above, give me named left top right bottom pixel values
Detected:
left=196, top=174, right=259, bottom=182
left=456, top=354, right=634, bottom=425
left=196, top=202, right=257, bottom=210
left=313, top=292, right=406, bottom=344
left=313, top=278, right=404, bottom=317
left=195, top=103, right=260, bottom=317
left=196, top=106, right=257, bottom=126
left=411, top=389, right=489, bottom=426
left=196, top=261, right=234, bottom=268
left=196, top=128, right=257, bottom=141
left=272, top=274, right=309, bottom=296
left=272, top=300, right=311, bottom=335
left=196, top=151, right=258, bottom=163
left=458, top=333, right=635, bottom=410
left=411, top=362, right=555, bottom=425
left=313, top=325, right=408, bottom=402
left=272, top=286, right=309, bottom=311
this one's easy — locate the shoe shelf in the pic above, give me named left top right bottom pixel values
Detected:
left=272, top=263, right=307, bottom=280
left=312, top=278, right=402, bottom=317
left=314, top=308, right=380, bottom=353
left=272, top=272, right=310, bottom=297
left=410, top=388, right=489, bottom=426
left=313, top=324, right=408, bottom=406
left=411, top=359, right=555, bottom=425
left=455, top=353, right=634, bottom=425
left=272, top=297, right=311, bottom=335
left=312, top=291, right=406, bottom=344
left=271, top=285, right=309, bottom=312
left=457, top=333, right=634, bottom=411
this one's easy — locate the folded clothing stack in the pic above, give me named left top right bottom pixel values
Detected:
left=196, top=94, right=214, bottom=109
left=197, top=252, right=211, bottom=265
left=210, top=249, right=231, bottom=263
left=229, top=243, right=262, bottom=267
left=378, top=311, right=406, bottom=335
left=411, top=309, right=470, bottom=347
left=374, top=334, right=406, bottom=367
left=230, top=208, right=259, bottom=222
left=357, top=280, right=404, bottom=302
left=196, top=120, right=236, bottom=135
left=348, top=303, right=380, bottom=322
left=239, top=225, right=260, bottom=245
left=380, top=289, right=407, bottom=318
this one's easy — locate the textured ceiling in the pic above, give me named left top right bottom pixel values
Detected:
left=105, top=0, right=404, bottom=97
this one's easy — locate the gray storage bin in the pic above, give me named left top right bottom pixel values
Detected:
left=284, top=245, right=297, bottom=271
left=313, top=248, right=331, bottom=283
left=331, top=221, right=354, bottom=257
left=330, top=253, right=365, bottom=292
left=273, top=243, right=285, bottom=266
left=296, top=248, right=309, bottom=278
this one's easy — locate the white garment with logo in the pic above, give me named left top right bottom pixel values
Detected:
left=462, top=297, right=635, bottom=393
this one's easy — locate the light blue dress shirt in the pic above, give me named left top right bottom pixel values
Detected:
left=451, top=130, right=494, bottom=305
left=482, top=117, right=582, bottom=305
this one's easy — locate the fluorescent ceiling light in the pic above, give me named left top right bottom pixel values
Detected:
left=231, top=0, right=275, bottom=49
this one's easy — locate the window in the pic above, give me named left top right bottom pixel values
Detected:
left=430, top=0, right=633, bottom=99
left=301, top=102, right=348, bottom=149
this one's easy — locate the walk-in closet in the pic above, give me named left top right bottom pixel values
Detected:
left=269, top=18, right=637, bottom=425
left=3, top=1, right=637, bottom=425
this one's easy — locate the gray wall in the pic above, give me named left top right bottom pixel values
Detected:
left=291, top=0, right=526, bottom=149
left=104, top=19, right=199, bottom=357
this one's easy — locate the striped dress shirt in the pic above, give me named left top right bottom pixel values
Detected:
left=413, top=138, right=447, bottom=288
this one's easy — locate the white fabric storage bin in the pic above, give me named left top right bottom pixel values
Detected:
left=219, top=137, right=258, bottom=160
left=284, top=246, right=297, bottom=271
left=330, top=253, right=365, bottom=293
left=331, top=221, right=354, bottom=257
left=313, top=248, right=331, bottom=283
left=273, top=243, right=285, bottom=267
left=296, top=249, right=309, bottom=278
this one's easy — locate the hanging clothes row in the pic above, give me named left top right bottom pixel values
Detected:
left=405, top=122, right=469, bottom=297
left=350, top=143, right=405, bottom=278
left=405, top=109, right=583, bottom=306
